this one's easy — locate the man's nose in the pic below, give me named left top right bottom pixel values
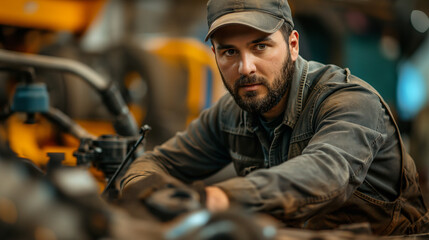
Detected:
left=238, top=53, right=256, bottom=76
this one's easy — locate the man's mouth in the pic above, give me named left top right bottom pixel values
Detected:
left=240, top=83, right=262, bottom=91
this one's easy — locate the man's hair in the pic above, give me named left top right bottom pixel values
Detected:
left=279, top=23, right=293, bottom=42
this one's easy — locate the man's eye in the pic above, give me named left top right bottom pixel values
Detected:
left=255, top=44, right=267, bottom=50
left=224, top=49, right=237, bottom=56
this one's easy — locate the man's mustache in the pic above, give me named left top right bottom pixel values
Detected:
left=234, top=75, right=267, bottom=89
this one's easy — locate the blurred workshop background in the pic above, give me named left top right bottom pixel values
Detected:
left=0, top=0, right=428, bottom=239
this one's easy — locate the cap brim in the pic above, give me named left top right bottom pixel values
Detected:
left=205, top=11, right=284, bottom=41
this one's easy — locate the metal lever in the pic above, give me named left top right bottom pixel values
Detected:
left=102, top=124, right=151, bottom=198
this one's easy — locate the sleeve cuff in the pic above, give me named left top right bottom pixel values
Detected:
left=213, top=177, right=261, bottom=205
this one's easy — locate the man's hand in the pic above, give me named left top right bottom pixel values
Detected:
left=205, top=186, right=230, bottom=212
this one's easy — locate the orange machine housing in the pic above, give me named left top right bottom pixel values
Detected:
left=0, top=0, right=106, bottom=33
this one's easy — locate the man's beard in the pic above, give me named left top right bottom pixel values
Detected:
left=221, top=53, right=295, bottom=114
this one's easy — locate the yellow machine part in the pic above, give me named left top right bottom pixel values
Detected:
left=0, top=0, right=107, bottom=33
left=7, top=114, right=117, bottom=192
left=145, top=38, right=224, bottom=125
left=8, top=114, right=62, bottom=166
left=6, top=114, right=116, bottom=167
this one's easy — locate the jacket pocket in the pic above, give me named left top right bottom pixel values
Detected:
left=352, top=191, right=401, bottom=235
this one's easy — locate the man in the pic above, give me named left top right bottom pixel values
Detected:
left=121, top=0, right=429, bottom=235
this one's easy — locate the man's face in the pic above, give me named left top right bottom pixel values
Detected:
left=211, top=24, right=295, bottom=115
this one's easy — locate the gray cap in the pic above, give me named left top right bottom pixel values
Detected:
left=205, top=0, right=294, bottom=41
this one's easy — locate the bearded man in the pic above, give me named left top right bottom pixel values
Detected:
left=121, top=0, right=429, bottom=235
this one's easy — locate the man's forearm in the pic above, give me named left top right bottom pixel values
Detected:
left=120, top=154, right=168, bottom=190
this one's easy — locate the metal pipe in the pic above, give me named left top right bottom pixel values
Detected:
left=0, top=49, right=108, bottom=90
left=42, top=107, right=96, bottom=140
left=0, top=49, right=139, bottom=136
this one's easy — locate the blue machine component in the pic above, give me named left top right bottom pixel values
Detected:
left=11, top=83, right=50, bottom=113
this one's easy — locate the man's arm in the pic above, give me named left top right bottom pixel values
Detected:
left=212, top=87, right=390, bottom=221
left=121, top=95, right=232, bottom=191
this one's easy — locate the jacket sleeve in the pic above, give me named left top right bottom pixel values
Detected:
left=121, top=95, right=232, bottom=190
left=214, top=86, right=390, bottom=222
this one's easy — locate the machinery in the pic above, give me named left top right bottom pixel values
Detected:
left=0, top=0, right=224, bottom=198
left=0, top=48, right=142, bottom=194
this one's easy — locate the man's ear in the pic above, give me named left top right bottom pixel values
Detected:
left=211, top=45, right=215, bottom=54
left=289, top=30, right=299, bottom=61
